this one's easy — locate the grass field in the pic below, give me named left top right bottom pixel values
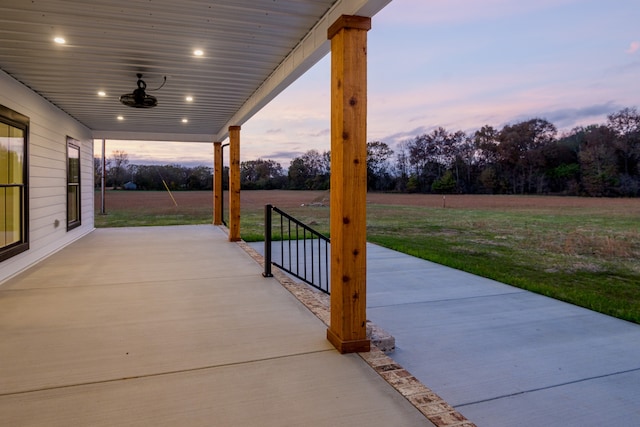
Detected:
left=95, top=190, right=640, bottom=323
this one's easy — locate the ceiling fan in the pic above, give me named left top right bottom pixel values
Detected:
left=119, top=73, right=166, bottom=108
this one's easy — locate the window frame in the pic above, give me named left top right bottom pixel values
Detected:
left=66, top=137, right=81, bottom=231
left=0, top=104, right=29, bottom=262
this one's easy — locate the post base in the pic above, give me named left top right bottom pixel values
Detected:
left=327, top=328, right=370, bottom=354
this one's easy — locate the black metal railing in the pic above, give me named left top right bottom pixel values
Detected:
left=263, top=204, right=330, bottom=294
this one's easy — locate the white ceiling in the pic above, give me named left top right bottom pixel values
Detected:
left=0, top=0, right=391, bottom=142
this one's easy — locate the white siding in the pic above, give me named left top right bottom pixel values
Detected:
left=0, top=70, right=94, bottom=284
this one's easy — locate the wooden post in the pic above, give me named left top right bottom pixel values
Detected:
left=228, top=126, right=241, bottom=241
left=213, top=141, right=223, bottom=225
left=326, top=15, right=371, bottom=354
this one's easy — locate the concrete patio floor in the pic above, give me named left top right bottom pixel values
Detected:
left=0, top=225, right=435, bottom=426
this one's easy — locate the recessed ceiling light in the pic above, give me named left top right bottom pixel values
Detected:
left=54, top=37, right=66, bottom=44
left=194, top=49, right=203, bottom=57
left=117, top=116, right=124, bottom=121
left=185, top=96, right=193, bottom=102
left=98, top=91, right=106, bottom=97
left=182, top=118, right=189, bottom=123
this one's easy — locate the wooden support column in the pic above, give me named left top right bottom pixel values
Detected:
left=326, top=15, right=371, bottom=354
left=228, top=126, right=241, bottom=241
left=213, top=141, right=223, bottom=225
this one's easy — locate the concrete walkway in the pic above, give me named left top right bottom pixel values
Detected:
left=0, top=226, right=433, bottom=427
left=251, top=241, right=640, bottom=426
left=366, top=243, right=640, bottom=426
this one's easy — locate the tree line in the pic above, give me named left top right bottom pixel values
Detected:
left=250, top=106, right=639, bottom=197
left=94, top=151, right=216, bottom=191
left=96, top=106, right=639, bottom=197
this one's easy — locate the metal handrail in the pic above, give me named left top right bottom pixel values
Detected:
left=263, top=204, right=330, bottom=294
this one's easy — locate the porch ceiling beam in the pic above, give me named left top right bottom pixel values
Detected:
left=91, top=131, right=216, bottom=143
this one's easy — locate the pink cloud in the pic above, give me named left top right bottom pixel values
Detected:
left=627, top=41, right=640, bottom=54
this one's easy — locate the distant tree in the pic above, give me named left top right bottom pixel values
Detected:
left=607, top=107, right=640, bottom=177
left=288, top=150, right=330, bottom=190
left=187, top=165, right=213, bottom=190
left=288, top=157, right=307, bottom=190
left=407, top=129, right=448, bottom=192
left=545, top=129, right=582, bottom=194
left=393, top=140, right=411, bottom=192
left=474, top=125, right=500, bottom=166
left=426, top=127, right=450, bottom=176
left=366, top=141, right=394, bottom=191
left=322, top=150, right=331, bottom=176
left=474, top=126, right=502, bottom=192
left=579, top=125, right=619, bottom=196
left=241, top=159, right=285, bottom=189
left=108, top=150, right=129, bottom=188
left=406, top=174, right=420, bottom=193
left=478, top=167, right=499, bottom=194
left=127, top=164, right=213, bottom=191
left=133, top=165, right=160, bottom=190
left=127, top=164, right=139, bottom=187
left=448, top=130, right=475, bottom=192
left=93, top=156, right=103, bottom=188
left=497, top=118, right=557, bottom=193
left=303, top=149, right=330, bottom=175
left=160, top=164, right=189, bottom=190
left=431, top=170, right=456, bottom=193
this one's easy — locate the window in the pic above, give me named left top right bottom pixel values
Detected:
left=67, top=138, right=81, bottom=230
left=0, top=105, right=29, bottom=262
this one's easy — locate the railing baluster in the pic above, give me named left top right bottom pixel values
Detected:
left=311, top=234, right=315, bottom=286
left=316, top=237, right=320, bottom=290
left=279, top=213, right=284, bottom=267
left=296, top=224, right=300, bottom=277
left=303, top=229, right=307, bottom=282
left=287, top=217, right=292, bottom=271
left=325, top=239, right=329, bottom=293
left=263, top=204, right=273, bottom=277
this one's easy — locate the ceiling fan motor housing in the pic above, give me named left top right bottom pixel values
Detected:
left=120, top=74, right=158, bottom=108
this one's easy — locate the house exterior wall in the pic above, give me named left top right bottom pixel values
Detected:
left=0, top=70, right=94, bottom=284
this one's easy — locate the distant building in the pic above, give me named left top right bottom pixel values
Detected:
left=123, top=181, right=137, bottom=190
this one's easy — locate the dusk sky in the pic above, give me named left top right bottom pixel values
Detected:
left=98, top=0, right=639, bottom=168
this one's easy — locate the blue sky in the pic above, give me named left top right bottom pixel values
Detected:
left=101, top=0, right=639, bottom=167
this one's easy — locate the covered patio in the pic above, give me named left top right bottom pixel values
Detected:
left=0, top=225, right=436, bottom=426
left=1, top=2, right=475, bottom=425
left=1, top=0, right=389, bottom=355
